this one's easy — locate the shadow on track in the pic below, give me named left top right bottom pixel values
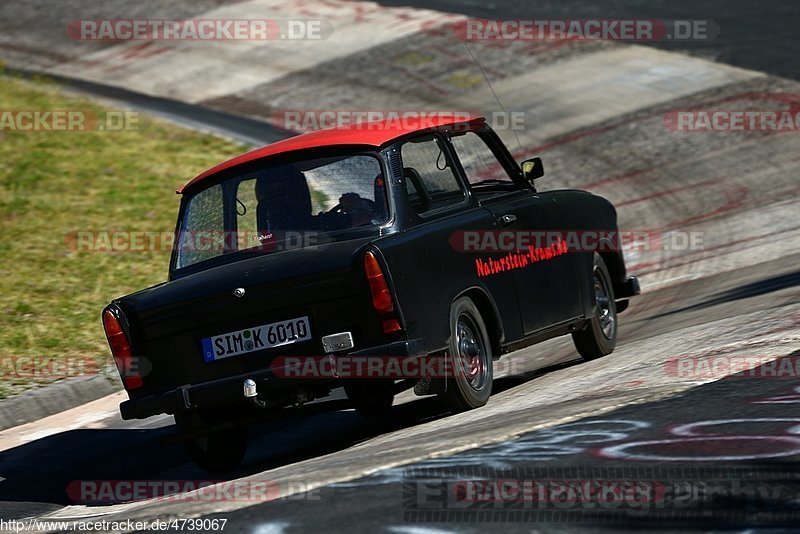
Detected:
left=652, top=269, right=800, bottom=318
left=0, top=357, right=584, bottom=513
left=202, top=351, right=800, bottom=531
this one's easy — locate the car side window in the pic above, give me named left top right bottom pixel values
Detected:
left=449, top=131, right=515, bottom=185
left=400, top=134, right=466, bottom=214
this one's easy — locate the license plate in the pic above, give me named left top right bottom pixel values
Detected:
left=201, top=316, right=311, bottom=362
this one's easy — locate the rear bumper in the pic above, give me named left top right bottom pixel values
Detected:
left=615, top=276, right=641, bottom=299
left=119, top=338, right=427, bottom=420
left=614, top=276, right=641, bottom=313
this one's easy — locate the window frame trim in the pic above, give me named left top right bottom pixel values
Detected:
left=446, top=129, right=528, bottom=194
left=397, top=131, right=476, bottom=221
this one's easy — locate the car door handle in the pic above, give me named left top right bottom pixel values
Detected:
left=497, top=214, right=517, bottom=227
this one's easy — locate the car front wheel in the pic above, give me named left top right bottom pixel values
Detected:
left=572, top=253, right=617, bottom=360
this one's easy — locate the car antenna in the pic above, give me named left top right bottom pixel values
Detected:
left=462, top=42, right=523, bottom=154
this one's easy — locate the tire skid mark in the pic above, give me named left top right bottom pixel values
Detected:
left=629, top=220, right=800, bottom=275
left=626, top=188, right=800, bottom=276
left=514, top=90, right=799, bottom=161
left=650, top=184, right=750, bottom=232
left=614, top=178, right=718, bottom=208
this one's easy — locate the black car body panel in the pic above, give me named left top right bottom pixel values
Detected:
left=105, top=118, right=639, bottom=420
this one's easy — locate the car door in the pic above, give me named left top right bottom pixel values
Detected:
left=447, top=130, right=581, bottom=335
left=375, top=133, right=525, bottom=351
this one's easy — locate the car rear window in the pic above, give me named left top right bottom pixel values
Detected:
left=175, top=153, right=387, bottom=269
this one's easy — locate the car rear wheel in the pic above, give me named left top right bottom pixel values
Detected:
left=572, top=253, right=617, bottom=360
left=437, top=297, right=493, bottom=412
left=175, top=413, right=248, bottom=473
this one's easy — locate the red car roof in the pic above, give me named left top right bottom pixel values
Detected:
left=178, top=113, right=485, bottom=193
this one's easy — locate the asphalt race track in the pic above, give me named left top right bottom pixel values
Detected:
left=1, top=0, right=799, bottom=532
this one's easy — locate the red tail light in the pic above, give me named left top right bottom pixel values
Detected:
left=364, top=251, right=394, bottom=314
left=364, top=251, right=403, bottom=334
left=102, top=309, right=143, bottom=390
left=382, top=318, right=402, bottom=333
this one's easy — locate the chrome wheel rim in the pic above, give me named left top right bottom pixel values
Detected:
left=594, top=269, right=616, bottom=340
left=456, top=315, right=489, bottom=391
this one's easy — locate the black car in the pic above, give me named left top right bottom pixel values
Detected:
left=102, top=115, right=640, bottom=471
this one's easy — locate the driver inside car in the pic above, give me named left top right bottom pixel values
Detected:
left=338, top=192, right=375, bottom=227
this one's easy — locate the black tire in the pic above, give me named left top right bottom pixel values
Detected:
left=345, top=380, right=395, bottom=417
left=572, top=253, right=617, bottom=360
left=175, top=414, right=248, bottom=473
left=437, top=297, right=493, bottom=412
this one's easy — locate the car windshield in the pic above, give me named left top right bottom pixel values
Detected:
left=175, top=153, right=388, bottom=269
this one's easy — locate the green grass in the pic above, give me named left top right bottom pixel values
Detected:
left=0, top=75, right=248, bottom=398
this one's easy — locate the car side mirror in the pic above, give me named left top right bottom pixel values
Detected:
left=521, top=157, right=544, bottom=183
